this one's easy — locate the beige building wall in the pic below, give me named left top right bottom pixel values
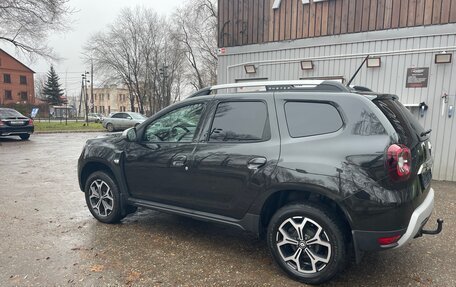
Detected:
left=92, top=85, right=130, bottom=116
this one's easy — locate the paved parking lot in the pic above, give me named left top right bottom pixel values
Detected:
left=0, top=133, right=455, bottom=286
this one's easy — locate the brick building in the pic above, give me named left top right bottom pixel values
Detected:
left=0, top=49, right=35, bottom=105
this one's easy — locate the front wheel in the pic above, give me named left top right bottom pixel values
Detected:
left=267, top=203, right=347, bottom=285
left=84, top=171, right=125, bottom=223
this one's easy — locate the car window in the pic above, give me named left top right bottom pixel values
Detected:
left=143, top=103, right=205, bottom=143
left=130, top=113, right=146, bottom=120
left=111, top=113, right=124, bottom=119
left=0, top=109, right=25, bottom=118
left=284, top=102, right=343, bottom=138
left=209, top=101, right=270, bottom=142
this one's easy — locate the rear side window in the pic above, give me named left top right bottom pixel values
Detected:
left=285, top=102, right=343, bottom=137
left=373, top=97, right=426, bottom=146
left=209, top=101, right=270, bottom=142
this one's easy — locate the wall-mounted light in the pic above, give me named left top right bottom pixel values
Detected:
left=244, top=64, right=256, bottom=74
left=367, top=57, right=381, bottom=68
left=300, top=60, right=314, bottom=70
left=435, top=52, right=452, bottom=64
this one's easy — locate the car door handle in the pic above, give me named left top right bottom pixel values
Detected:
left=247, top=157, right=267, bottom=170
left=172, top=155, right=187, bottom=167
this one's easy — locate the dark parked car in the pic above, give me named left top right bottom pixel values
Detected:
left=0, top=108, right=34, bottom=140
left=78, top=81, right=442, bottom=284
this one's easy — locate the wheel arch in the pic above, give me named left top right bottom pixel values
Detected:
left=79, top=160, right=119, bottom=191
left=258, top=187, right=353, bottom=239
left=80, top=158, right=132, bottom=217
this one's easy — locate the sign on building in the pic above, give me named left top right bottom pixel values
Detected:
left=406, top=67, right=429, bottom=88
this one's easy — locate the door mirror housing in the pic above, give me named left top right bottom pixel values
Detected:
left=123, top=127, right=137, bottom=142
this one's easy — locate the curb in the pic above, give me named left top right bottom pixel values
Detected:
left=35, top=130, right=106, bottom=134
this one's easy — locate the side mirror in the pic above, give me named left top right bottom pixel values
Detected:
left=122, top=127, right=137, bottom=142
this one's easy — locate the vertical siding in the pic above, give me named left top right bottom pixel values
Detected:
left=218, top=0, right=456, bottom=47
left=217, top=25, right=456, bottom=180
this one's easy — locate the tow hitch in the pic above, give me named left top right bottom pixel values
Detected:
left=415, top=218, right=444, bottom=238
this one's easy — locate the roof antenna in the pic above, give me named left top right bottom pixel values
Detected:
left=346, top=55, right=370, bottom=87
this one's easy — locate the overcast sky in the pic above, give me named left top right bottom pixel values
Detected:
left=3, top=0, right=186, bottom=97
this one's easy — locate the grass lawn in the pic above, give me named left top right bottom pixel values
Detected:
left=34, top=121, right=105, bottom=132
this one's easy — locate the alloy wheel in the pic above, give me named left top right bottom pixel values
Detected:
left=88, top=179, right=114, bottom=217
left=275, top=216, right=332, bottom=274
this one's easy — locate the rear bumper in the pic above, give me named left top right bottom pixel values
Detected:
left=0, top=126, right=34, bottom=136
left=353, top=188, right=435, bottom=254
left=395, top=188, right=434, bottom=248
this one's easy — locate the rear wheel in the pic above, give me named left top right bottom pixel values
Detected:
left=267, top=203, right=347, bottom=285
left=84, top=171, right=125, bottom=223
left=19, top=134, right=30, bottom=140
left=106, top=123, right=114, bottom=132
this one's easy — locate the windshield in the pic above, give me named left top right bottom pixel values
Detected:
left=130, top=113, right=147, bottom=120
left=0, top=109, right=26, bottom=118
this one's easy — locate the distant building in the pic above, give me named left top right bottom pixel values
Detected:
left=0, top=49, right=35, bottom=105
left=92, top=85, right=132, bottom=116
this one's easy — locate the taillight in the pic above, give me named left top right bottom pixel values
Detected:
left=378, top=234, right=401, bottom=246
left=28, top=119, right=33, bottom=126
left=387, top=144, right=411, bottom=180
left=0, top=120, right=4, bottom=126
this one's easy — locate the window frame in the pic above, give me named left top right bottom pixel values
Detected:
left=141, top=102, right=207, bottom=144
left=3, top=74, right=11, bottom=84
left=20, top=91, right=28, bottom=101
left=20, top=75, right=27, bottom=85
left=4, top=90, right=12, bottom=100
left=206, top=100, right=271, bottom=144
left=284, top=100, right=344, bottom=139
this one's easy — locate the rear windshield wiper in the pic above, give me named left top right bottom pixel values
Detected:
left=420, top=129, right=432, bottom=137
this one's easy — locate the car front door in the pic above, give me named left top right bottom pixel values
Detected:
left=186, top=95, right=281, bottom=219
left=123, top=101, right=207, bottom=204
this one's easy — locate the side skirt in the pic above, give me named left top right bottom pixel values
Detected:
left=127, top=197, right=260, bottom=235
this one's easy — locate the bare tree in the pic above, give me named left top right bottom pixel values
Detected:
left=174, top=0, right=218, bottom=90
left=34, top=73, right=47, bottom=100
left=0, top=0, right=71, bottom=58
left=86, top=7, right=186, bottom=114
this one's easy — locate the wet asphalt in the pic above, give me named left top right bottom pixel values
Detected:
left=0, top=133, right=455, bottom=287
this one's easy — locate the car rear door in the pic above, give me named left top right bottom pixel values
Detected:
left=185, top=94, right=281, bottom=219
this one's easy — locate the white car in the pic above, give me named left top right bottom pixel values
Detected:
left=102, top=112, right=147, bottom=132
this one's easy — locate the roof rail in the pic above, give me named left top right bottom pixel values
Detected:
left=187, top=80, right=350, bottom=98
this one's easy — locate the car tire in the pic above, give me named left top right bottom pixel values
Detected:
left=84, top=171, right=125, bottom=224
left=267, top=203, right=347, bottom=285
left=106, top=123, right=114, bottom=132
left=19, top=134, right=30, bottom=140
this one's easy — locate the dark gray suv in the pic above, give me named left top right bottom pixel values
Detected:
left=78, top=80, right=442, bottom=284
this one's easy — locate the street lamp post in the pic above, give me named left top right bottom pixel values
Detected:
left=82, top=72, right=90, bottom=125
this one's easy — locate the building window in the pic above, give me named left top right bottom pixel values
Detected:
left=4, top=90, right=12, bottom=100
left=94, top=94, right=97, bottom=100
left=108, top=106, right=111, bottom=114
left=20, top=92, right=28, bottom=101
left=107, top=94, right=110, bottom=101
left=94, top=106, right=97, bottom=113
left=3, top=74, right=11, bottom=83
left=20, top=75, right=27, bottom=85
